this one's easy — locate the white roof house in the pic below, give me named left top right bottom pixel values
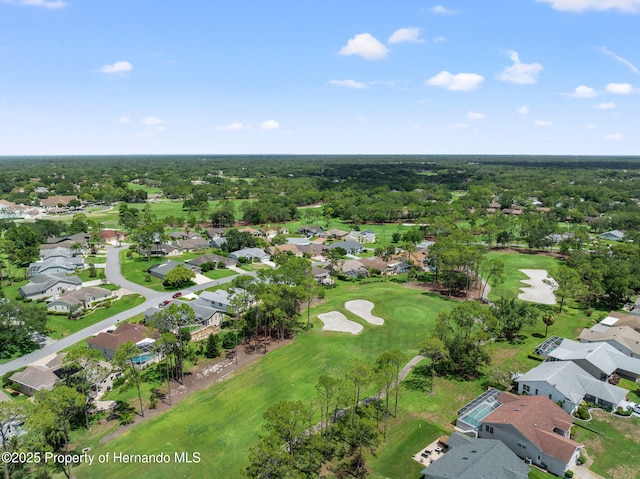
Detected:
left=516, top=361, right=627, bottom=414
left=546, top=338, right=640, bottom=381
left=229, top=248, right=270, bottom=263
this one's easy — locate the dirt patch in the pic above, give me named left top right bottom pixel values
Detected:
left=99, top=337, right=293, bottom=444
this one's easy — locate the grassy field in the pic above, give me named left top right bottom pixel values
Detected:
left=46, top=294, right=145, bottom=339
left=485, top=250, right=561, bottom=301
left=73, top=281, right=454, bottom=479
left=84, top=199, right=251, bottom=229
left=70, top=251, right=619, bottom=479
left=574, top=411, right=640, bottom=479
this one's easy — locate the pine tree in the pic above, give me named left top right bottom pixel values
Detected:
left=205, top=333, right=221, bottom=359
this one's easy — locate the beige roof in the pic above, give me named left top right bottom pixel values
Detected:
left=41, top=195, right=78, bottom=207
left=482, top=392, right=581, bottom=463
left=87, top=323, right=159, bottom=352
left=579, top=325, right=640, bottom=356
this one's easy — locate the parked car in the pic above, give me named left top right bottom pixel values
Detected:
left=172, top=292, right=182, bottom=299
left=631, top=404, right=640, bottom=415
left=158, top=300, right=171, bottom=308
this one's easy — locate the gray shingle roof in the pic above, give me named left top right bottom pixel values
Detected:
left=421, top=432, right=529, bottom=479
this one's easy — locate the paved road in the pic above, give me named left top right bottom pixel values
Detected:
left=0, top=246, right=252, bottom=376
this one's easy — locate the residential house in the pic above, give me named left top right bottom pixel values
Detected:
left=209, top=236, right=228, bottom=249
left=297, top=225, right=323, bottom=237
left=185, top=253, right=237, bottom=269
left=328, top=240, right=363, bottom=255
left=338, top=259, right=368, bottom=279
left=579, top=325, right=640, bottom=358
left=0, top=199, right=36, bottom=219
left=420, top=432, right=529, bottom=479
left=46, top=287, right=113, bottom=314
left=515, top=361, right=628, bottom=414
left=598, top=230, right=625, bottom=241
left=40, top=195, right=79, bottom=209
left=198, top=290, right=232, bottom=313
left=296, top=243, right=327, bottom=261
left=478, top=392, right=581, bottom=477
left=229, top=247, right=270, bottom=263
left=19, top=273, right=82, bottom=300
left=10, top=353, right=67, bottom=397
left=259, top=226, right=279, bottom=240
left=319, top=228, right=349, bottom=240
left=39, top=247, right=72, bottom=261
left=144, top=243, right=181, bottom=257
left=28, top=256, right=84, bottom=277
left=546, top=232, right=575, bottom=244
left=312, top=267, right=333, bottom=285
left=175, top=236, right=210, bottom=252
left=346, top=230, right=377, bottom=244
left=87, top=323, right=160, bottom=362
left=540, top=336, right=640, bottom=381
left=99, top=229, right=125, bottom=245
left=144, top=298, right=225, bottom=338
left=360, top=257, right=411, bottom=275
left=287, top=237, right=312, bottom=246
left=42, top=232, right=90, bottom=251
left=204, top=227, right=227, bottom=238
left=269, top=243, right=303, bottom=257
left=238, top=226, right=265, bottom=238
left=148, top=260, right=197, bottom=280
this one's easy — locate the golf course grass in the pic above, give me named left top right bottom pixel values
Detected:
left=71, top=251, right=621, bottom=479
left=74, top=281, right=454, bottom=479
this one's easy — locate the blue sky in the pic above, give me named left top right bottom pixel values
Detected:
left=1, top=0, right=639, bottom=155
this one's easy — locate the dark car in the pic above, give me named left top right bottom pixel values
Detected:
left=172, top=292, right=182, bottom=299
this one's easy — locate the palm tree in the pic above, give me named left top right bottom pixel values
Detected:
left=542, top=312, right=556, bottom=337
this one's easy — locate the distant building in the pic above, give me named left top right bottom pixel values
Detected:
left=598, top=230, right=625, bottom=241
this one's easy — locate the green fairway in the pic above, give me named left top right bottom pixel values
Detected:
left=485, top=250, right=561, bottom=301
left=73, top=282, right=453, bottom=479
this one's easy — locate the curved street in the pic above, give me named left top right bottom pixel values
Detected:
left=0, top=245, right=249, bottom=376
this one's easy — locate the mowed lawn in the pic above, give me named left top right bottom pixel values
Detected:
left=486, top=250, right=561, bottom=301
left=74, top=282, right=453, bottom=479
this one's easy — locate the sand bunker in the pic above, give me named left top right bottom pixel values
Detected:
left=318, top=312, right=363, bottom=335
left=345, top=300, right=384, bottom=325
left=518, top=269, right=557, bottom=305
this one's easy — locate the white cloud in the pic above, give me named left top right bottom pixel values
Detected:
left=7, top=0, right=67, bottom=8
left=537, top=0, right=640, bottom=12
left=259, top=120, right=280, bottom=131
left=534, top=120, right=553, bottom=126
left=219, top=122, right=247, bottom=131
left=449, top=123, right=469, bottom=129
left=432, top=5, right=459, bottom=14
left=599, top=47, right=639, bottom=73
left=605, top=133, right=622, bottom=140
left=388, top=27, right=424, bottom=44
left=496, top=51, right=543, bottom=84
left=142, top=116, right=164, bottom=126
left=518, top=105, right=530, bottom=115
left=467, top=111, right=485, bottom=120
left=426, top=71, right=484, bottom=91
left=585, top=124, right=597, bottom=129
left=330, top=79, right=368, bottom=89
left=118, top=116, right=132, bottom=124
left=99, top=61, right=133, bottom=74
left=606, top=82, right=633, bottom=94
left=568, top=85, right=596, bottom=98
left=338, top=33, right=389, bottom=60
left=594, top=102, right=617, bottom=109
left=433, top=36, right=447, bottom=43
